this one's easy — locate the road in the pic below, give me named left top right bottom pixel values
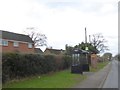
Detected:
left=102, top=60, right=119, bottom=88
left=73, top=61, right=111, bottom=88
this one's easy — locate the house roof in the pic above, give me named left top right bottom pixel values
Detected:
left=73, top=49, right=89, bottom=54
left=35, top=48, right=43, bottom=53
left=0, top=30, right=33, bottom=43
left=45, top=48, right=65, bottom=54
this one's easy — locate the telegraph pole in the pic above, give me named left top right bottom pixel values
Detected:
left=85, top=27, right=88, bottom=50
left=89, top=35, right=91, bottom=43
left=85, top=27, right=88, bottom=64
left=85, top=27, right=87, bottom=44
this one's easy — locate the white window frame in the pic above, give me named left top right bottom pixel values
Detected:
left=2, top=40, right=8, bottom=46
left=13, top=41, right=19, bottom=47
left=28, top=43, right=32, bottom=48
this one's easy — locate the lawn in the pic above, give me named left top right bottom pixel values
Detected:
left=3, top=69, right=86, bottom=88
left=90, top=61, right=109, bottom=72
left=3, top=61, right=109, bottom=88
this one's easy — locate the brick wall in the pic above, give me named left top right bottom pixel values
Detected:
left=2, top=41, right=34, bottom=53
left=91, top=54, right=98, bottom=69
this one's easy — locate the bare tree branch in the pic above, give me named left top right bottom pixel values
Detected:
left=25, top=27, right=47, bottom=47
left=90, top=33, right=109, bottom=53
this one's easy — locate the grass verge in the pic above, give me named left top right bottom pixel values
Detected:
left=3, top=61, right=109, bottom=88
left=3, top=69, right=86, bottom=88
left=90, top=61, right=109, bottom=72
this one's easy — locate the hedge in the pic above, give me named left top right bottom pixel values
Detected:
left=2, top=53, right=72, bottom=83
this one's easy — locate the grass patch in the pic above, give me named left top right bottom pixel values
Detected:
left=90, top=61, right=109, bottom=72
left=3, top=69, right=86, bottom=88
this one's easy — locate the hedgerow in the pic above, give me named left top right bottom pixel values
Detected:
left=2, top=53, right=72, bottom=83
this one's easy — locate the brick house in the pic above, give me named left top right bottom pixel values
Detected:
left=0, top=30, right=34, bottom=53
left=44, top=48, right=65, bottom=55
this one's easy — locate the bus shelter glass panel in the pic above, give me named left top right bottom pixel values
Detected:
left=72, top=54, right=80, bottom=66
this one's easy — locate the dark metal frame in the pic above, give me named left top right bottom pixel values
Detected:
left=71, top=49, right=90, bottom=74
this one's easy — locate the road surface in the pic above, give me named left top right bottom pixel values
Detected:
left=73, top=61, right=111, bottom=88
left=102, top=60, right=119, bottom=88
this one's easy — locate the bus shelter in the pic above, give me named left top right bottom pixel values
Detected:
left=71, top=49, right=90, bottom=74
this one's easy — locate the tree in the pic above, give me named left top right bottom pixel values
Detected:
left=114, top=54, right=120, bottom=61
left=90, top=33, right=109, bottom=53
left=65, top=44, right=74, bottom=56
left=74, top=42, right=99, bottom=54
left=102, top=52, right=112, bottom=61
left=25, top=27, right=47, bottom=47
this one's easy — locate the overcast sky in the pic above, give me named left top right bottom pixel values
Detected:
left=0, top=0, right=118, bottom=55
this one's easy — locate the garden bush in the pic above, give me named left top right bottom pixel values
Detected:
left=2, top=53, right=72, bottom=83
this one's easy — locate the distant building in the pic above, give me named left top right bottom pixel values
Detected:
left=44, top=48, right=65, bottom=55
left=0, top=30, right=34, bottom=53
left=34, top=48, right=43, bottom=54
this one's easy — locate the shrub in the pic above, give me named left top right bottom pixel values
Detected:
left=54, top=55, right=64, bottom=70
left=2, top=53, right=72, bottom=83
left=62, top=55, right=72, bottom=69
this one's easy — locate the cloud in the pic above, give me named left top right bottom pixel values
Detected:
left=38, top=0, right=118, bottom=15
left=0, top=0, right=118, bottom=55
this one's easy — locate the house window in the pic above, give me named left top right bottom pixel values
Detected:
left=28, top=43, right=32, bottom=48
left=2, top=40, right=8, bottom=46
left=13, top=41, right=19, bottom=47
